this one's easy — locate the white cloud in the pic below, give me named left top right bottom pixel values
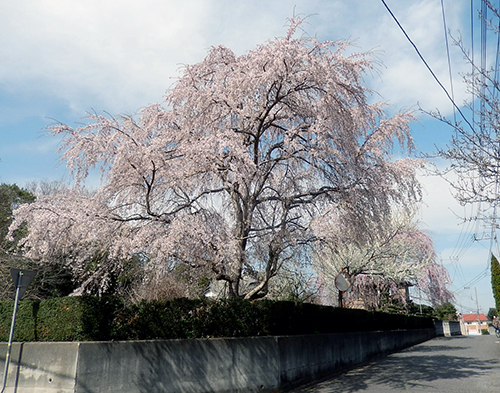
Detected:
left=0, top=0, right=474, bottom=117
left=418, top=170, right=466, bottom=235
left=1, top=0, right=214, bottom=113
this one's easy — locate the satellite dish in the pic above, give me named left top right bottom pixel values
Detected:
left=334, top=271, right=351, bottom=292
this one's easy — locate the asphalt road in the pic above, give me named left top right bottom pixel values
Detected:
left=289, top=335, right=500, bottom=393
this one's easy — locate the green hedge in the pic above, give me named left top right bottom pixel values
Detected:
left=0, top=296, right=122, bottom=342
left=0, top=297, right=434, bottom=342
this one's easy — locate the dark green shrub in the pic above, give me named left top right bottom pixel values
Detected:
left=0, top=296, right=123, bottom=341
left=111, top=298, right=208, bottom=340
left=1, top=297, right=434, bottom=342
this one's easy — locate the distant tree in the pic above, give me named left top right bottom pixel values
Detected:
left=266, top=251, right=320, bottom=303
left=491, top=254, right=500, bottom=311
left=131, top=263, right=214, bottom=302
left=0, top=184, right=37, bottom=299
left=416, top=263, right=454, bottom=308
left=24, top=179, right=72, bottom=197
left=408, top=302, right=435, bottom=318
left=434, top=302, right=458, bottom=321
left=487, top=307, right=498, bottom=319
left=9, top=18, right=422, bottom=299
left=0, top=183, right=35, bottom=250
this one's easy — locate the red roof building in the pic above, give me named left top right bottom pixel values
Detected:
left=462, top=313, right=488, bottom=323
left=461, top=313, right=489, bottom=335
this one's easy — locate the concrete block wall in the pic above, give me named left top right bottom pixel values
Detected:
left=434, top=320, right=463, bottom=336
left=276, top=329, right=435, bottom=390
left=0, top=342, right=79, bottom=393
left=0, top=329, right=435, bottom=393
left=75, top=338, right=280, bottom=393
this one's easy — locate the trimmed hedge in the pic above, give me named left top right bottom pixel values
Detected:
left=0, top=296, right=122, bottom=342
left=0, top=297, right=434, bottom=342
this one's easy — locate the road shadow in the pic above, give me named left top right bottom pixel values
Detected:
left=293, top=337, right=499, bottom=392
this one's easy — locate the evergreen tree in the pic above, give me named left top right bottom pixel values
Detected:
left=0, top=183, right=35, bottom=250
left=491, top=254, right=500, bottom=311
left=434, top=302, right=457, bottom=321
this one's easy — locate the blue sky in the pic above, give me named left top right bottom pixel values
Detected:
left=0, top=0, right=497, bottom=313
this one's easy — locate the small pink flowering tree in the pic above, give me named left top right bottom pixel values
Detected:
left=9, top=19, right=423, bottom=298
left=416, top=263, right=454, bottom=308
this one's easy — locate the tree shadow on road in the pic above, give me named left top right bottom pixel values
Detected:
left=293, top=337, right=499, bottom=392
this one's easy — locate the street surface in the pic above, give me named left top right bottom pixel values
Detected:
left=290, top=335, right=500, bottom=393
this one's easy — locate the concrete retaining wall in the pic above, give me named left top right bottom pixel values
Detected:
left=276, top=329, right=435, bottom=390
left=0, top=329, right=435, bottom=393
left=434, top=321, right=463, bottom=336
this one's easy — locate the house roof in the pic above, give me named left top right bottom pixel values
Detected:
left=462, top=313, right=488, bottom=322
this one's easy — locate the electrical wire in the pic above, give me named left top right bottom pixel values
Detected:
left=456, top=266, right=490, bottom=291
left=471, top=0, right=476, bottom=131
left=380, top=0, right=475, bottom=132
left=449, top=205, right=478, bottom=261
left=441, top=0, right=457, bottom=125
left=480, top=0, right=487, bottom=134
left=494, top=0, right=500, bottom=99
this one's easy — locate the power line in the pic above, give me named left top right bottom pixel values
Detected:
left=449, top=205, right=479, bottom=261
left=494, top=0, right=500, bottom=99
left=480, top=0, right=487, bottom=134
left=456, top=266, right=489, bottom=290
left=380, top=0, right=475, bottom=132
left=441, top=0, right=456, bottom=124
left=471, top=0, right=476, bottom=129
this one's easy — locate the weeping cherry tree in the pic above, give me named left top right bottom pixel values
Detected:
left=9, top=19, right=423, bottom=299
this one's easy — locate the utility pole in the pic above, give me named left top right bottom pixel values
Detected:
left=475, top=287, right=481, bottom=335
left=418, top=287, right=422, bottom=315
